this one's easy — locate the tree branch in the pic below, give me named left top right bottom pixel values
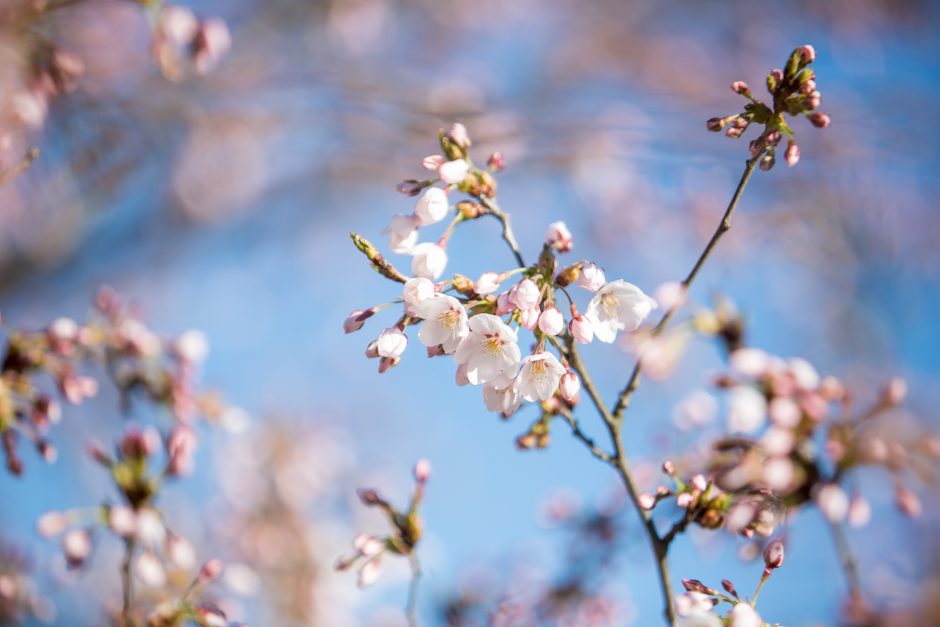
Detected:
left=611, top=156, right=759, bottom=422
left=121, top=538, right=136, bottom=627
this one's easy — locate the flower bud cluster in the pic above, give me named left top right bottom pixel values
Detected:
left=707, top=44, right=829, bottom=170
left=151, top=5, right=232, bottom=82
left=349, top=125, right=658, bottom=429
left=336, top=459, right=430, bottom=587
left=0, top=287, right=224, bottom=476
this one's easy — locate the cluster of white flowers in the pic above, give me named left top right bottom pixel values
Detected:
left=348, top=124, right=658, bottom=416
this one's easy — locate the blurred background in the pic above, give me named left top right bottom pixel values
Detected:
left=1, top=0, right=939, bottom=625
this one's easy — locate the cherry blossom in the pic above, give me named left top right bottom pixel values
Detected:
left=410, top=242, right=448, bottom=279
left=383, top=214, right=419, bottom=254
left=454, top=314, right=521, bottom=385
left=414, top=187, right=449, bottom=225
left=583, top=280, right=657, bottom=343
left=514, top=352, right=566, bottom=402
left=413, top=295, right=469, bottom=353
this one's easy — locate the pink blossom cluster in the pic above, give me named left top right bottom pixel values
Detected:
left=336, top=459, right=430, bottom=588
left=707, top=44, right=830, bottom=170
left=347, top=124, right=658, bottom=425
left=151, top=4, right=232, bottom=82
left=0, top=542, right=53, bottom=623
left=0, top=286, right=221, bottom=475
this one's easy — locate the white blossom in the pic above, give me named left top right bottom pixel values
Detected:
left=577, top=262, right=606, bottom=291
left=410, top=242, right=448, bottom=279
left=514, top=352, right=566, bottom=402
left=414, top=295, right=469, bottom=354
left=454, top=314, right=521, bottom=385
left=483, top=374, right=522, bottom=415
left=414, top=187, right=449, bottom=225
left=584, top=280, right=657, bottom=343
left=403, top=277, right=436, bottom=316
left=727, top=386, right=767, bottom=434
left=376, top=327, right=408, bottom=358
left=438, top=159, right=469, bottom=185
left=383, top=214, right=419, bottom=254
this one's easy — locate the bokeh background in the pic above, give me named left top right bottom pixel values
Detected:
left=1, top=0, right=939, bottom=625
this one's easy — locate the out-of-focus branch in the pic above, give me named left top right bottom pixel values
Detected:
left=0, top=148, right=39, bottom=187
left=121, top=538, right=136, bottom=627
left=829, top=520, right=862, bottom=599
left=406, top=552, right=421, bottom=627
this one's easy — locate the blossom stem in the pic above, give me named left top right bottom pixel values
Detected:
left=611, top=156, right=760, bottom=422
left=405, top=552, right=421, bottom=627
left=0, top=147, right=39, bottom=186
left=121, top=537, right=136, bottom=627
left=828, top=519, right=862, bottom=599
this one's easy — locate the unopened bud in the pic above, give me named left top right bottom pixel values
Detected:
left=763, top=539, right=784, bottom=569
left=662, top=459, right=675, bottom=476
left=722, top=579, right=738, bottom=597
left=413, top=458, right=432, bottom=483
left=731, top=81, right=750, bottom=96
left=785, top=140, right=800, bottom=167
left=759, top=153, right=775, bottom=172
left=706, top=117, right=724, bottom=132
left=487, top=152, right=505, bottom=171
left=396, top=179, right=423, bottom=196
left=638, top=493, right=656, bottom=510
left=882, top=377, right=907, bottom=406
left=808, top=112, right=831, bottom=128
left=344, top=309, right=373, bottom=334
left=197, top=558, right=224, bottom=584
left=799, top=44, right=816, bottom=64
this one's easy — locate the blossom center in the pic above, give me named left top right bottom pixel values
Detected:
left=529, top=359, right=549, bottom=379
left=436, top=309, right=460, bottom=330
left=482, top=335, right=503, bottom=355
left=601, top=292, right=620, bottom=317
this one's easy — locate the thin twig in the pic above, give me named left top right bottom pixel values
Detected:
left=555, top=406, right=614, bottom=463
left=405, top=552, right=421, bottom=627
left=121, top=538, right=136, bottom=627
left=479, top=197, right=526, bottom=268
left=828, top=520, right=862, bottom=599
left=611, top=156, right=759, bottom=422
left=0, top=148, right=39, bottom=187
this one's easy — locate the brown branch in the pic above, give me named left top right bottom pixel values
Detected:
left=555, top=406, right=614, bottom=464
left=0, top=148, right=38, bottom=187
left=405, top=552, right=421, bottom=627
left=479, top=197, right=526, bottom=268
left=611, top=156, right=759, bottom=422
left=829, top=519, right=862, bottom=600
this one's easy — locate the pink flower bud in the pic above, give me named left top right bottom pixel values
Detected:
left=577, top=263, right=606, bottom=292
left=799, top=44, right=816, bottom=64
left=882, top=377, right=907, bottom=406
left=37, top=511, right=69, bottom=538
left=364, top=341, right=379, bottom=359
left=376, top=328, right=407, bottom=358
left=847, top=495, right=871, bottom=528
left=438, top=159, right=469, bottom=185
left=377, top=356, right=399, bottom=373
left=448, top=123, right=470, bottom=149
left=174, top=329, right=209, bottom=363
left=816, top=483, right=848, bottom=522
left=519, top=305, right=540, bottom=331
left=197, top=558, right=225, bottom=584
left=762, top=540, right=784, bottom=569
left=62, top=529, right=92, bottom=568
left=662, top=459, right=675, bottom=476
left=896, top=486, right=922, bottom=518
left=167, top=426, right=198, bottom=476
left=48, top=317, right=79, bottom=342
left=413, top=458, right=432, bottom=483
left=731, top=81, right=750, bottom=95
left=414, top=186, right=450, bottom=226
left=487, top=152, right=505, bottom=171
left=676, top=492, right=693, bottom=508
left=396, top=179, right=423, bottom=196
left=569, top=315, right=594, bottom=344
left=358, top=557, right=382, bottom=587
left=410, top=242, right=448, bottom=279
left=691, top=474, right=707, bottom=493
left=808, top=112, right=831, bottom=128
left=559, top=370, right=580, bottom=402
left=545, top=221, right=573, bottom=253
left=475, top=272, right=502, bottom=295
left=421, top=154, right=445, bottom=171
left=344, top=309, right=372, bottom=333
left=192, top=18, right=231, bottom=75
left=706, top=117, right=724, bottom=132
left=638, top=493, right=656, bottom=510
left=509, top=279, right=540, bottom=310
left=537, top=306, right=564, bottom=336
left=784, top=140, right=800, bottom=167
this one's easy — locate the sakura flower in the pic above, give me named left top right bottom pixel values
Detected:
left=454, top=314, right=521, bottom=385
left=518, top=305, right=540, bottom=331
left=403, top=277, right=436, bottom=316
left=728, top=603, right=761, bottom=627
left=383, top=214, right=419, bottom=254
left=675, top=592, right=721, bottom=627
left=475, top=272, right=502, bottom=295
left=414, top=187, right=449, bottom=225
left=577, top=262, right=606, bottom=292
left=358, top=556, right=382, bottom=587
left=569, top=315, right=594, bottom=343
left=727, top=387, right=767, bottom=434
left=174, top=329, right=209, bottom=364
left=192, top=18, right=231, bottom=75
left=483, top=375, right=522, bottom=415
left=410, top=242, right=448, bottom=279
left=414, top=295, right=469, bottom=354
left=376, top=327, right=408, bottom=358
left=815, top=483, right=849, bottom=522
left=62, top=529, right=92, bottom=568
left=136, top=550, right=167, bottom=587
left=537, top=306, right=564, bottom=336
left=559, top=370, right=580, bottom=402
left=422, top=155, right=444, bottom=170
left=508, top=279, right=540, bottom=310
left=584, top=280, right=657, bottom=343
left=438, top=159, right=469, bottom=185
left=545, top=221, right=573, bottom=252
left=514, top=352, right=566, bottom=402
